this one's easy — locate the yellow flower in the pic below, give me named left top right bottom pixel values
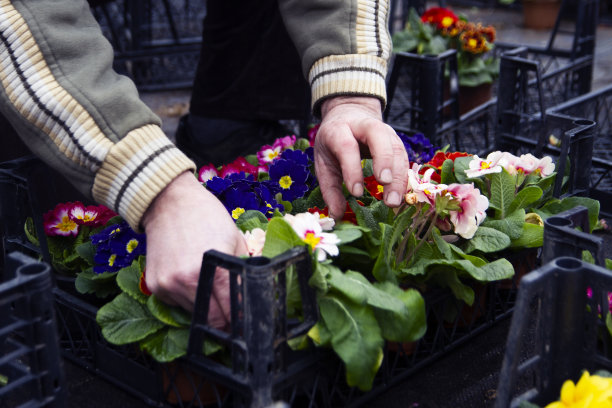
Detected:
left=545, top=371, right=612, bottom=408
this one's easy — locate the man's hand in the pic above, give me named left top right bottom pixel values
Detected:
left=141, top=171, right=248, bottom=329
left=316, top=96, right=409, bottom=219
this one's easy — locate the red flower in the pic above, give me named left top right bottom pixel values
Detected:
left=308, top=123, right=320, bottom=147
left=308, top=201, right=364, bottom=225
left=364, top=175, right=384, bottom=200
left=139, top=268, right=152, bottom=296
left=421, top=7, right=459, bottom=29
left=219, top=157, right=260, bottom=178
left=43, top=202, right=79, bottom=237
left=424, top=151, right=471, bottom=183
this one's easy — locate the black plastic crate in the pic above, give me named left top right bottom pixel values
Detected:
left=0, top=156, right=528, bottom=407
left=0, top=252, right=65, bottom=408
left=90, top=0, right=205, bottom=91
left=494, top=256, right=612, bottom=408
left=547, top=84, right=612, bottom=216
left=385, top=49, right=497, bottom=153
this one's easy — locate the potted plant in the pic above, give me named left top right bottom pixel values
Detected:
left=392, top=7, right=500, bottom=113
left=499, top=0, right=562, bottom=30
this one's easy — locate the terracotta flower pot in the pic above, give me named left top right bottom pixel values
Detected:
left=444, top=81, right=493, bottom=116
left=523, top=0, right=561, bottom=30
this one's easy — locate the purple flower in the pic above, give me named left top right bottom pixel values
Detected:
left=91, top=221, right=146, bottom=273
left=268, top=156, right=310, bottom=202
left=397, top=132, right=436, bottom=164
left=205, top=172, right=284, bottom=220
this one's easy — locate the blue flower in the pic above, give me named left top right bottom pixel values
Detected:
left=397, top=132, right=436, bottom=164
left=91, top=220, right=146, bottom=273
left=205, top=172, right=284, bottom=220
left=268, top=157, right=310, bottom=202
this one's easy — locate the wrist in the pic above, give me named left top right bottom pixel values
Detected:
left=320, top=96, right=383, bottom=118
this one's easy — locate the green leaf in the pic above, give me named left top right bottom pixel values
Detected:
left=433, top=230, right=453, bottom=260
left=440, top=159, right=458, bottom=185
left=116, top=260, right=149, bottom=304
left=333, top=223, right=363, bottom=245
left=349, top=198, right=391, bottom=240
left=318, top=294, right=384, bottom=391
left=482, top=209, right=525, bottom=240
left=452, top=156, right=473, bottom=185
left=489, top=170, right=516, bottom=217
left=96, top=293, right=165, bottom=345
left=74, top=270, right=119, bottom=298
left=429, top=269, right=475, bottom=305
left=24, top=217, right=39, bottom=246
left=463, top=226, right=511, bottom=253
left=235, top=210, right=269, bottom=232
left=146, top=295, right=192, bottom=328
left=326, top=266, right=405, bottom=313
left=139, top=327, right=189, bottom=362
left=509, top=223, right=544, bottom=248
left=372, top=224, right=396, bottom=283
left=262, top=217, right=304, bottom=258
left=75, top=240, right=96, bottom=265
left=538, top=197, right=600, bottom=232
left=508, top=185, right=543, bottom=214
left=372, top=282, right=426, bottom=342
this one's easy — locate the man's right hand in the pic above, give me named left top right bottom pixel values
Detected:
left=141, top=171, right=248, bottom=330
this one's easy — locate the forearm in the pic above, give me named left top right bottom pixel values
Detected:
left=0, top=0, right=194, bottom=230
left=278, top=0, right=392, bottom=115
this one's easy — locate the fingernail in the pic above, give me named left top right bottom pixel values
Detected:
left=387, top=191, right=401, bottom=207
left=352, top=182, right=364, bottom=197
left=380, top=168, right=392, bottom=184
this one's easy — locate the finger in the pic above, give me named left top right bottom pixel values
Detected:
left=383, top=139, right=410, bottom=208
left=318, top=124, right=365, bottom=198
left=352, top=119, right=397, bottom=185
left=315, top=150, right=346, bottom=220
left=209, top=267, right=231, bottom=330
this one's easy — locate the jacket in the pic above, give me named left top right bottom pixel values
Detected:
left=0, top=0, right=391, bottom=230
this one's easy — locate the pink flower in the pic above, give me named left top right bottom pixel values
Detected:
left=243, top=228, right=267, bottom=257
left=272, top=135, right=297, bottom=150
left=43, top=202, right=79, bottom=237
left=446, top=183, right=489, bottom=239
left=219, top=157, right=259, bottom=178
left=198, top=163, right=218, bottom=183
left=69, top=202, right=116, bottom=227
left=308, top=124, right=320, bottom=146
left=257, top=144, right=282, bottom=164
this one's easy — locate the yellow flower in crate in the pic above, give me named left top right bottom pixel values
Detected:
left=545, top=371, right=612, bottom=408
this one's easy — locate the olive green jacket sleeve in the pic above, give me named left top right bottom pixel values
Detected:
left=0, top=0, right=195, bottom=230
left=278, top=0, right=392, bottom=115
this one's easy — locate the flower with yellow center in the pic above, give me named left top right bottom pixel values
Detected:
left=283, top=212, right=341, bottom=262
left=279, top=175, right=293, bottom=189
left=56, top=215, right=78, bottom=234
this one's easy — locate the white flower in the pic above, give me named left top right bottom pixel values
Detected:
left=310, top=211, right=335, bottom=231
left=536, top=156, right=555, bottom=177
left=517, top=153, right=539, bottom=174
left=465, top=151, right=505, bottom=178
left=242, top=228, right=266, bottom=257
left=407, top=163, right=447, bottom=204
left=283, top=212, right=340, bottom=262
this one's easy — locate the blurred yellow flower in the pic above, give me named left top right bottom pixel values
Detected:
left=545, top=371, right=612, bottom=408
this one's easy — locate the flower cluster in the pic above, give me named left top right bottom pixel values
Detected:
left=466, top=151, right=555, bottom=179
left=90, top=220, right=146, bottom=274
left=43, top=202, right=116, bottom=237
left=393, top=7, right=500, bottom=87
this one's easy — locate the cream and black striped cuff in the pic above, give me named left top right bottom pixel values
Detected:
left=309, top=54, right=388, bottom=116
left=92, top=124, right=196, bottom=231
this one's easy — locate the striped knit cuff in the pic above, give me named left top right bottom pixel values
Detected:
left=309, top=54, right=388, bottom=117
left=92, top=124, right=196, bottom=231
